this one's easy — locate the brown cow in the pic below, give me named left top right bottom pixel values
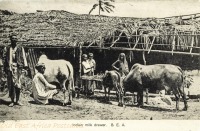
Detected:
left=122, top=63, right=188, bottom=111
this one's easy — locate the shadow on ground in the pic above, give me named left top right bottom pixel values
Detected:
left=0, top=99, right=10, bottom=106
left=28, top=99, right=64, bottom=106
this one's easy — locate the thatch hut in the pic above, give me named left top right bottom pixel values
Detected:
left=1, top=10, right=200, bottom=85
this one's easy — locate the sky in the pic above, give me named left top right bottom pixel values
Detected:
left=1, top=0, right=200, bottom=18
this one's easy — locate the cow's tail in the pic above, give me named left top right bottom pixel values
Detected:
left=177, top=66, right=184, bottom=82
left=177, top=66, right=185, bottom=94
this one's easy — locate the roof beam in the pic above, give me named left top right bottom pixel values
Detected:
left=81, top=46, right=200, bottom=56
left=110, top=31, right=123, bottom=47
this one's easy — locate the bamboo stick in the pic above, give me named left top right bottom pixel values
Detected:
left=133, top=31, right=144, bottom=49
left=110, top=31, right=123, bottom=47
left=172, top=35, right=176, bottom=55
left=23, top=43, right=200, bottom=49
left=133, top=35, right=141, bottom=49
left=87, top=41, right=95, bottom=47
left=128, top=38, right=131, bottom=48
left=79, top=45, right=82, bottom=80
left=190, top=31, right=195, bottom=54
left=142, top=51, right=146, bottom=65
left=148, top=36, right=155, bottom=54
left=80, top=46, right=200, bottom=56
left=159, top=12, right=200, bottom=19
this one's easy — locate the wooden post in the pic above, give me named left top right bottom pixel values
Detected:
left=142, top=50, right=148, bottom=104
left=79, top=45, right=82, bottom=89
left=190, top=31, right=195, bottom=55
left=148, top=36, right=155, bottom=54
left=172, top=34, right=176, bottom=56
left=98, top=0, right=100, bottom=16
left=142, top=51, right=146, bottom=65
left=79, top=45, right=82, bottom=77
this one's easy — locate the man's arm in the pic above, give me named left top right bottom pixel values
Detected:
left=112, top=60, right=119, bottom=71
left=82, top=62, right=91, bottom=74
left=38, top=74, right=57, bottom=89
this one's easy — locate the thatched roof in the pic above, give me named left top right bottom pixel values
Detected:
left=0, top=10, right=138, bottom=47
left=1, top=10, right=200, bottom=54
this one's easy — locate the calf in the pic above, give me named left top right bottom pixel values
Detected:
left=103, top=70, right=123, bottom=106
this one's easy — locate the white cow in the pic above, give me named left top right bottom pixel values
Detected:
left=38, top=54, right=74, bottom=105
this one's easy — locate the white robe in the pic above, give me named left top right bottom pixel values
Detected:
left=32, top=72, right=57, bottom=104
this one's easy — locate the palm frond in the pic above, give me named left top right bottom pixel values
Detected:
left=103, top=0, right=115, bottom=2
left=89, top=4, right=99, bottom=14
left=104, top=7, right=110, bottom=13
left=103, top=2, right=115, bottom=8
left=104, top=6, right=114, bottom=12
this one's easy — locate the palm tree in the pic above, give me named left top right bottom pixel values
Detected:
left=89, top=0, right=115, bottom=16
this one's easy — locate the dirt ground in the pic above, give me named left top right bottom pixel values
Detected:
left=1, top=90, right=200, bottom=120
left=0, top=74, right=200, bottom=120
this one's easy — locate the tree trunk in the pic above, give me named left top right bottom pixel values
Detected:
left=99, top=0, right=101, bottom=16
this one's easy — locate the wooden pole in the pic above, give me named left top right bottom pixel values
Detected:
left=99, top=0, right=100, bottom=16
left=190, top=31, right=195, bottom=54
left=148, top=36, right=155, bottom=54
left=79, top=45, right=82, bottom=88
left=142, top=51, right=146, bottom=65
left=110, top=32, right=123, bottom=47
left=172, top=34, right=176, bottom=56
left=76, top=45, right=82, bottom=98
left=81, top=46, right=200, bottom=56
left=79, top=45, right=82, bottom=79
left=142, top=51, right=148, bottom=103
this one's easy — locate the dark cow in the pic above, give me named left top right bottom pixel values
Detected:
left=38, top=54, right=74, bottom=106
left=103, top=70, right=123, bottom=106
left=122, top=63, right=188, bottom=111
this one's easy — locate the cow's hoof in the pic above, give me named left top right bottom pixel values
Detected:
left=66, top=101, right=72, bottom=106
left=137, top=104, right=144, bottom=108
left=118, top=103, right=123, bottom=107
left=63, top=101, right=72, bottom=106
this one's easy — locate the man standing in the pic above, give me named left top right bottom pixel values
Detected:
left=2, top=33, right=27, bottom=107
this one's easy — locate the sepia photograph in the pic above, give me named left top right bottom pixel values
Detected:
left=0, top=1, right=200, bottom=128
